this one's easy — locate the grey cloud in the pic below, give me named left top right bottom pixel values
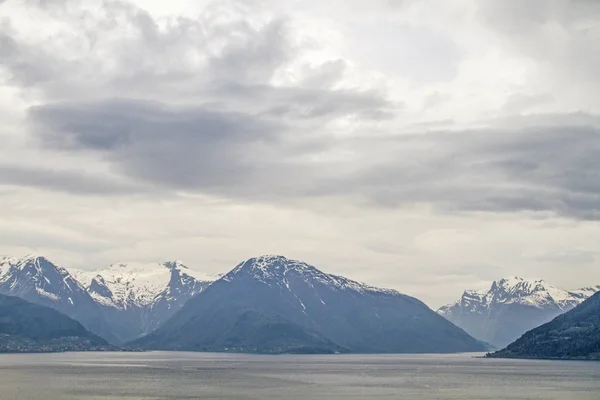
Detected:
left=207, top=18, right=294, bottom=85
left=27, top=97, right=600, bottom=220
left=27, top=98, right=323, bottom=196
left=2, top=0, right=395, bottom=201
left=478, top=0, right=600, bottom=33
left=0, top=30, right=65, bottom=88
left=299, top=60, right=348, bottom=89
left=30, top=98, right=275, bottom=151
left=346, top=21, right=461, bottom=83
left=532, top=249, right=597, bottom=265
left=478, top=0, right=600, bottom=83
left=0, top=164, right=144, bottom=195
left=502, top=93, right=552, bottom=115
left=215, top=83, right=395, bottom=121
left=0, top=1, right=394, bottom=121
left=310, top=115, right=600, bottom=220
left=4, top=0, right=600, bottom=222
left=0, top=225, right=112, bottom=253
left=423, top=91, right=451, bottom=110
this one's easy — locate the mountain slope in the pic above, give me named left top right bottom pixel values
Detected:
left=0, top=294, right=110, bottom=352
left=133, top=255, right=485, bottom=354
left=438, top=277, right=600, bottom=348
left=72, top=261, right=214, bottom=343
left=0, top=255, right=118, bottom=344
left=489, top=291, right=600, bottom=360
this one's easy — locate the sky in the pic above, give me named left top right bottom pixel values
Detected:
left=1, top=0, right=599, bottom=308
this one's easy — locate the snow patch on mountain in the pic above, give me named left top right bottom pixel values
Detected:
left=0, top=254, right=88, bottom=301
left=437, top=276, right=600, bottom=348
left=570, top=285, right=600, bottom=299
left=225, top=255, right=401, bottom=296
left=72, top=261, right=215, bottom=310
left=0, top=255, right=217, bottom=343
left=438, top=277, right=600, bottom=316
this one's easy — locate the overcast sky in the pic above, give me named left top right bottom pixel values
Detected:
left=1, top=0, right=599, bottom=308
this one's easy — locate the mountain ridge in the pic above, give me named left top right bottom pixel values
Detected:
left=132, top=255, right=486, bottom=354
left=438, top=276, right=600, bottom=348
left=1, top=255, right=215, bottom=344
left=0, top=255, right=118, bottom=344
left=71, top=260, right=215, bottom=343
left=5, top=253, right=596, bottom=355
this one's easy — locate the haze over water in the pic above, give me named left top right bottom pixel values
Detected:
left=1, top=352, right=598, bottom=400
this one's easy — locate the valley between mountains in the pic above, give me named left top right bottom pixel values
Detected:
left=1, top=254, right=598, bottom=357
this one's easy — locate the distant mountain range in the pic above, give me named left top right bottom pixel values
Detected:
left=490, top=291, right=600, bottom=360
left=438, top=277, right=600, bottom=348
left=2, top=253, right=594, bottom=355
left=132, top=255, right=486, bottom=354
left=1, top=255, right=214, bottom=344
left=72, top=261, right=214, bottom=343
left=0, top=294, right=111, bottom=353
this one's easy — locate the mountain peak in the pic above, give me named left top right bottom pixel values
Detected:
left=20, top=253, right=47, bottom=263
left=0, top=254, right=71, bottom=279
left=163, top=260, right=187, bottom=270
left=438, top=277, right=600, bottom=348
left=108, top=262, right=129, bottom=269
left=1, top=254, right=51, bottom=267
left=494, top=276, right=545, bottom=287
left=240, top=255, right=295, bottom=267
left=23, top=253, right=48, bottom=261
left=227, top=255, right=322, bottom=280
left=497, top=276, right=524, bottom=284
left=490, top=276, right=554, bottom=297
left=222, top=255, right=402, bottom=298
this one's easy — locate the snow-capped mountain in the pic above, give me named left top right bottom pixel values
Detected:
left=133, top=255, right=486, bottom=354
left=72, top=261, right=214, bottom=343
left=0, top=255, right=117, bottom=344
left=222, top=254, right=402, bottom=297
left=437, top=277, right=600, bottom=348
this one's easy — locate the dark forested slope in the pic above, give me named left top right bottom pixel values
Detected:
left=489, top=292, right=600, bottom=360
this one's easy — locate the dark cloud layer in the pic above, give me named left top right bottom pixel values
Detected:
left=29, top=99, right=286, bottom=192
left=27, top=97, right=600, bottom=220
left=0, top=164, right=144, bottom=195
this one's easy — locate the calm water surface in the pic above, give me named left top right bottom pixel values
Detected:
left=0, top=352, right=598, bottom=399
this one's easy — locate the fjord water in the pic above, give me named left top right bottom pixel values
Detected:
left=0, top=352, right=598, bottom=400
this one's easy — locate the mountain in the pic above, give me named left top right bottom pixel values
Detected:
left=438, top=277, right=600, bottom=348
left=132, top=255, right=486, bottom=354
left=72, top=261, right=214, bottom=343
left=0, top=255, right=118, bottom=344
left=0, top=294, right=111, bottom=352
left=489, top=291, right=600, bottom=360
